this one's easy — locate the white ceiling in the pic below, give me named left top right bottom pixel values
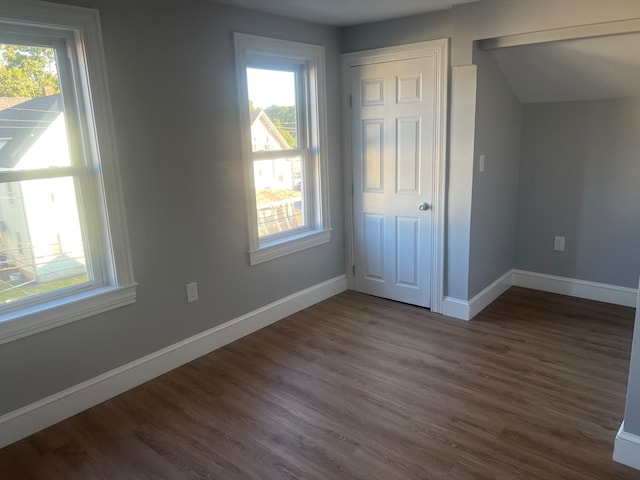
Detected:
left=213, top=0, right=478, bottom=26
left=490, top=33, right=640, bottom=103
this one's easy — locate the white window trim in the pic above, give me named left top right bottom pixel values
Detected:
left=234, top=33, right=331, bottom=266
left=0, top=0, right=136, bottom=345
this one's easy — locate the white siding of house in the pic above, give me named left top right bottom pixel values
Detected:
left=251, top=113, right=296, bottom=191
left=11, top=114, right=85, bottom=281
left=251, top=117, right=282, bottom=152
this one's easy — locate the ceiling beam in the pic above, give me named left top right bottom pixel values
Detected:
left=478, top=17, right=640, bottom=50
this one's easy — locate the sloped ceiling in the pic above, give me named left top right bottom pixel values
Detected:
left=213, top=0, right=478, bottom=27
left=490, top=33, right=640, bottom=103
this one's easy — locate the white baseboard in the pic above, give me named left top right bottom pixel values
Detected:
left=614, top=422, right=640, bottom=470
left=442, top=270, right=512, bottom=321
left=468, top=270, right=513, bottom=319
left=441, top=296, right=471, bottom=321
left=441, top=269, right=638, bottom=321
left=511, top=270, right=638, bottom=308
left=0, top=274, right=347, bottom=449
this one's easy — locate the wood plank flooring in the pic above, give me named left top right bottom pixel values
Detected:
left=1, top=287, right=639, bottom=479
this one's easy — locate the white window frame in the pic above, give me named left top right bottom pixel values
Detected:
left=0, top=0, right=136, bottom=344
left=235, top=33, right=331, bottom=265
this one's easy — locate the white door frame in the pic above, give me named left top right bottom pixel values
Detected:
left=341, top=39, right=449, bottom=313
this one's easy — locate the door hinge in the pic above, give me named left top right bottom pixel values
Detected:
left=349, top=94, right=352, bottom=108
left=351, top=183, right=354, bottom=196
left=352, top=265, right=356, bottom=276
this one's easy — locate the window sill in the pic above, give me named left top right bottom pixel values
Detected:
left=250, top=228, right=331, bottom=266
left=0, top=284, right=137, bottom=345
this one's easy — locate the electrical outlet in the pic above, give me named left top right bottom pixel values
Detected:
left=186, top=282, right=198, bottom=303
left=479, top=154, right=486, bottom=173
left=554, top=236, right=565, bottom=252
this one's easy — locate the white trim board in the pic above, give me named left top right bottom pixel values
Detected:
left=614, top=423, right=640, bottom=471
left=441, top=269, right=638, bottom=321
left=441, top=296, right=471, bottom=321
left=511, top=270, right=638, bottom=308
left=442, top=270, right=512, bottom=321
left=0, top=274, right=347, bottom=449
left=479, top=18, right=640, bottom=50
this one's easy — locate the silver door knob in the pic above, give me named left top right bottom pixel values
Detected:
left=418, top=202, right=431, bottom=211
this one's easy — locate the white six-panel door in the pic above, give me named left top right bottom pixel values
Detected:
left=351, top=56, right=438, bottom=307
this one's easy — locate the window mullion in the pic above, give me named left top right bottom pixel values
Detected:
left=251, top=148, right=306, bottom=161
left=56, top=38, right=87, bottom=169
left=296, top=66, right=308, bottom=149
left=0, top=166, right=88, bottom=183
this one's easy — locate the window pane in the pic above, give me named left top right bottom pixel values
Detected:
left=255, top=155, right=305, bottom=238
left=0, top=176, right=88, bottom=305
left=0, top=43, right=71, bottom=170
left=246, top=68, right=298, bottom=151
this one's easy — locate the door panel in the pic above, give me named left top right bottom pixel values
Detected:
left=363, top=120, right=384, bottom=191
left=352, top=57, right=436, bottom=307
left=397, top=117, right=421, bottom=194
left=363, top=213, right=384, bottom=281
left=396, top=216, right=419, bottom=287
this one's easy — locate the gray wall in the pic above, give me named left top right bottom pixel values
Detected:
left=468, top=49, right=521, bottom=298
left=516, top=98, right=640, bottom=288
left=341, top=9, right=452, bottom=54
left=342, top=0, right=640, bottom=302
left=626, top=287, right=640, bottom=433
left=2, top=0, right=640, bottom=446
left=0, top=0, right=344, bottom=416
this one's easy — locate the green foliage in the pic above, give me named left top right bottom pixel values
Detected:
left=265, top=105, right=297, bottom=148
left=0, top=44, right=60, bottom=98
left=273, top=118, right=296, bottom=147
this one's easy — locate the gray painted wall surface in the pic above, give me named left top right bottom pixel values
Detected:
left=445, top=65, right=476, bottom=300
left=342, top=0, right=640, bottom=65
left=450, top=0, right=640, bottom=66
left=468, top=49, right=521, bottom=298
left=340, top=9, right=452, bottom=54
left=2, top=0, right=640, bottom=445
left=626, top=287, right=640, bottom=433
left=0, top=0, right=344, bottom=416
left=342, top=0, right=640, bottom=301
left=516, top=99, right=640, bottom=288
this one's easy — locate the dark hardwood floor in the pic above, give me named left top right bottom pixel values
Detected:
left=1, top=287, right=639, bottom=479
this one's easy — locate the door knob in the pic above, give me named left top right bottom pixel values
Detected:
left=418, top=202, right=431, bottom=211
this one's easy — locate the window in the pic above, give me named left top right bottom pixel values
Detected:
left=0, top=1, right=135, bottom=343
left=235, top=34, right=330, bottom=265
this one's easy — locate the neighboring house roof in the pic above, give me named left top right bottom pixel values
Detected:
left=250, top=109, right=290, bottom=150
left=249, top=110, right=261, bottom=125
left=0, top=95, right=61, bottom=169
left=0, top=97, right=29, bottom=111
left=36, top=254, right=85, bottom=277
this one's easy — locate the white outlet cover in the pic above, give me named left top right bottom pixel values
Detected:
left=479, top=154, right=485, bottom=173
left=554, top=236, right=565, bottom=252
left=186, top=282, right=199, bottom=303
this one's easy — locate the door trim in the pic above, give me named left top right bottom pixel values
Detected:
left=341, top=40, right=449, bottom=313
